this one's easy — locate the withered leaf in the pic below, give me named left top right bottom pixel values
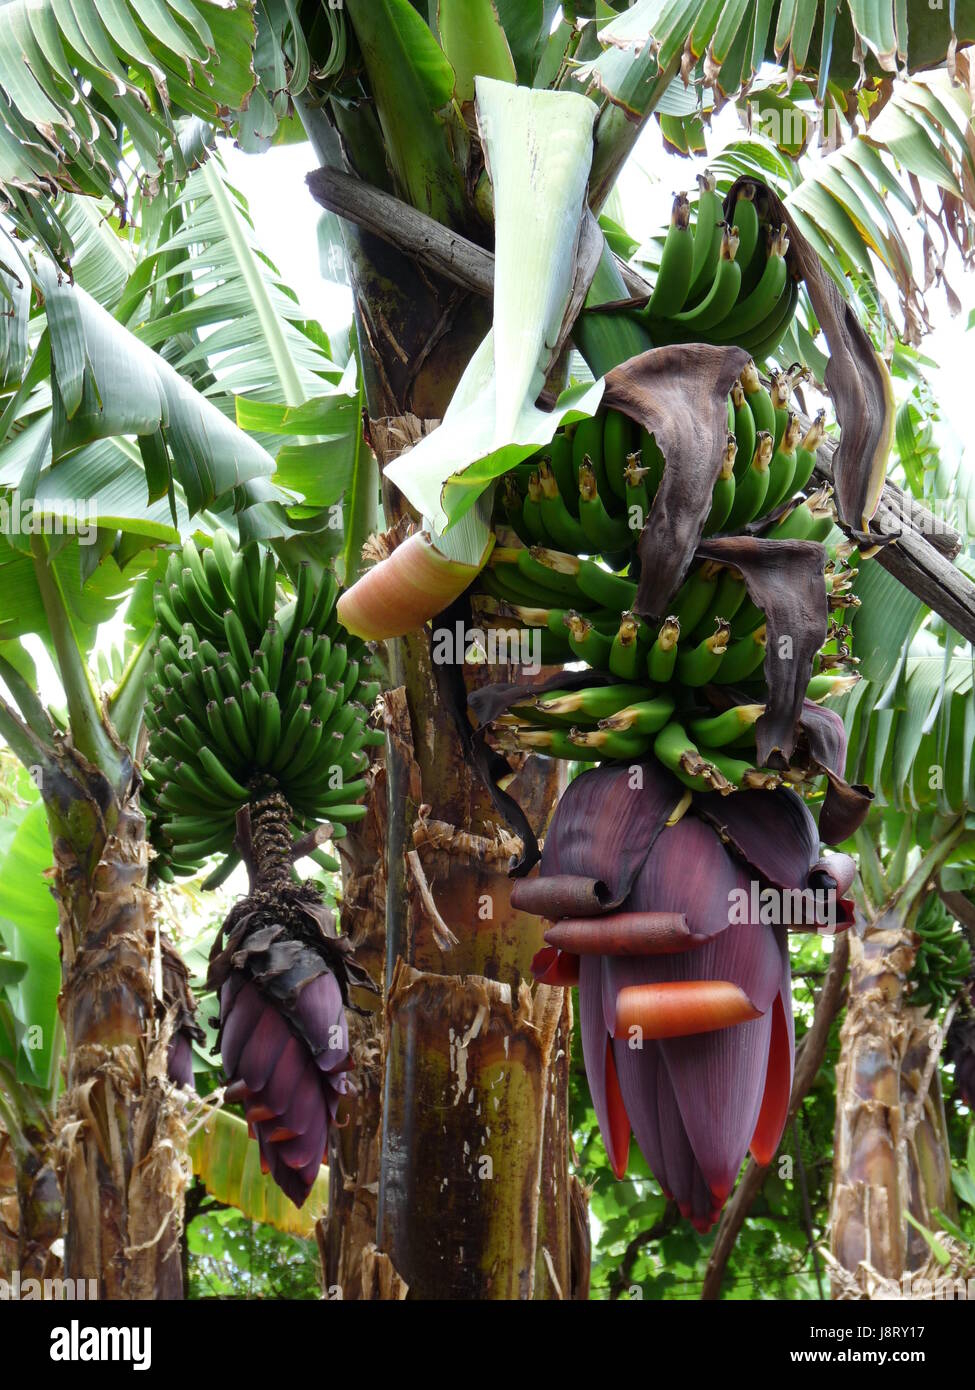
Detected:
left=695, top=537, right=828, bottom=766
left=601, top=344, right=752, bottom=620
left=723, top=176, right=893, bottom=540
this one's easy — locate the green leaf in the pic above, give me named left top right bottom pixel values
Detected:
left=137, top=157, right=343, bottom=408
left=903, top=1210, right=952, bottom=1266
left=41, top=263, right=277, bottom=518
left=385, top=77, right=601, bottom=532
left=345, top=0, right=467, bottom=226
left=189, top=1105, right=328, bottom=1237
left=438, top=0, right=517, bottom=100
left=0, top=0, right=257, bottom=268
left=0, top=800, right=60, bottom=1094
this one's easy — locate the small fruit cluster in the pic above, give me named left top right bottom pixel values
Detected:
left=142, top=534, right=380, bottom=879
left=638, top=177, right=797, bottom=358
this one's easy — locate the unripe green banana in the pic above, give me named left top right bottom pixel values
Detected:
left=624, top=453, right=651, bottom=537
left=639, top=428, right=665, bottom=497
left=532, top=549, right=637, bottom=611
left=480, top=562, right=548, bottom=611
left=531, top=683, right=650, bottom=723
left=730, top=379, right=756, bottom=480
left=521, top=472, right=547, bottom=544
left=221, top=695, right=255, bottom=760
left=712, top=624, right=767, bottom=683
left=653, top=721, right=733, bottom=795
left=703, top=434, right=738, bottom=535
left=739, top=360, right=775, bottom=437
left=539, top=458, right=589, bottom=552
left=762, top=412, right=802, bottom=514
left=497, top=726, right=594, bottom=761
left=564, top=611, right=613, bottom=668
left=730, top=182, right=760, bottom=270
left=571, top=414, right=611, bottom=502
left=748, top=278, right=799, bottom=362
left=579, top=458, right=631, bottom=552
left=271, top=702, right=313, bottom=773
left=714, top=224, right=789, bottom=341
left=197, top=745, right=250, bottom=802
left=669, top=225, right=741, bottom=331
left=700, top=748, right=781, bottom=790
left=677, top=618, right=730, bottom=686
left=516, top=547, right=590, bottom=603
left=608, top=612, right=651, bottom=680
left=547, top=430, right=579, bottom=514
left=805, top=671, right=860, bottom=702
left=670, top=564, right=720, bottom=633
left=725, top=430, right=773, bottom=529
left=791, top=410, right=826, bottom=493
left=688, top=171, right=723, bottom=302
left=688, top=703, right=764, bottom=747
left=569, top=726, right=654, bottom=760
left=205, top=699, right=239, bottom=762
left=597, top=694, right=675, bottom=735
left=603, top=409, right=634, bottom=500
left=502, top=475, right=533, bottom=546
left=769, top=369, right=793, bottom=451
left=647, top=617, right=681, bottom=682
left=646, top=193, right=694, bottom=319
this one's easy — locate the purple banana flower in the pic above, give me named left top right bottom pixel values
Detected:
left=514, top=760, right=855, bottom=1232
left=209, top=912, right=353, bottom=1208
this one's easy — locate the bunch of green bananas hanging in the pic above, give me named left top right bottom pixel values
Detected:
left=477, top=532, right=858, bottom=790
left=492, top=360, right=829, bottom=565
left=910, top=893, right=973, bottom=1014
left=142, top=533, right=381, bottom=883
left=634, top=178, right=798, bottom=359
left=474, top=359, right=858, bottom=792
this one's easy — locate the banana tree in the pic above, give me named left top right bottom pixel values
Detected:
left=0, top=149, right=368, bottom=1293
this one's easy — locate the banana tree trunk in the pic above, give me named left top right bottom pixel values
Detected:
left=830, top=899, right=955, bottom=1289
left=51, top=763, right=187, bottom=1299
left=317, top=762, right=386, bottom=1299
left=309, top=131, right=577, bottom=1290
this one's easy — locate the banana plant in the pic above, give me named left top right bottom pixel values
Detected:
left=0, top=159, right=369, bottom=1291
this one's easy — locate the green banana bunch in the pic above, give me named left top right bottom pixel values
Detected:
left=477, top=334, right=844, bottom=796
left=143, top=535, right=377, bottom=883
left=637, top=174, right=798, bottom=357
left=910, top=894, right=973, bottom=1013
left=477, top=521, right=856, bottom=786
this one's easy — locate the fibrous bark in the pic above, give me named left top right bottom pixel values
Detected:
left=52, top=757, right=188, bottom=1300
left=830, top=906, right=955, bottom=1288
